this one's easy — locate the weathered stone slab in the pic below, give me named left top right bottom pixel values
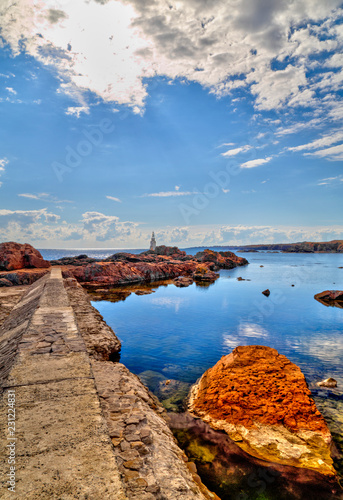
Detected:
left=0, top=381, right=126, bottom=499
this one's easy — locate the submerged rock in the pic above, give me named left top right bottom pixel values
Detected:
left=317, top=378, right=338, bottom=388
left=188, top=345, right=335, bottom=476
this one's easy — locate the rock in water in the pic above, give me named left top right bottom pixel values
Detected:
left=314, top=290, right=343, bottom=308
left=0, top=242, right=50, bottom=271
left=188, top=345, right=335, bottom=476
left=317, top=378, right=337, bottom=388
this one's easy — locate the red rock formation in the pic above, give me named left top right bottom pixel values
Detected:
left=0, top=242, right=50, bottom=271
left=193, top=264, right=219, bottom=282
left=0, top=269, right=50, bottom=286
left=146, top=245, right=188, bottom=258
left=61, top=260, right=197, bottom=287
left=59, top=248, right=248, bottom=287
left=188, top=345, right=335, bottom=475
left=314, top=290, right=343, bottom=308
left=195, top=249, right=248, bottom=269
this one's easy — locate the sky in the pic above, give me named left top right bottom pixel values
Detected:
left=0, top=0, right=342, bottom=249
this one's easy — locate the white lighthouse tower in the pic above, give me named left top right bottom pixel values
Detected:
left=150, top=231, right=156, bottom=251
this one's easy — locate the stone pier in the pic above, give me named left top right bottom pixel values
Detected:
left=0, top=269, right=215, bottom=499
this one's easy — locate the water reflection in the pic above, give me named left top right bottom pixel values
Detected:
left=222, top=322, right=269, bottom=351
left=150, top=296, right=187, bottom=313
left=238, top=321, right=269, bottom=338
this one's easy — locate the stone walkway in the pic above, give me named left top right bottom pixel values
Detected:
left=0, top=268, right=126, bottom=499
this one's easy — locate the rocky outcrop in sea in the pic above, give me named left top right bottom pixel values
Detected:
left=53, top=246, right=248, bottom=288
left=188, top=345, right=335, bottom=476
left=314, top=290, right=343, bottom=308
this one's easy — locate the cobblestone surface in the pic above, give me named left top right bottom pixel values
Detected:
left=92, top=361, right=213, bottom=500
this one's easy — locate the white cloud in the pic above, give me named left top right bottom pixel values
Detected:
left=240, top=157, right=272, bottom=169
left=221, top=145, right=252, bottom=157
left=6, top=87, right=17, bottom=94
left=66, top=106, right=90, bottom=117
left=18, top=193, right=72, bottom=203
left=106, top=195, right=122, bottom=202
left=317, top=175, right=343, bottom=186
left=142, top=190, right=198, bottom=197
left=0, top=158, right=9, bottom=170
left=0, top=157, right=9, bottom=186
left=305, top=143, right=343, bottom=160
left=215, top=224, right=343, bottom=246
left=0, top=207, right=141, bottom=245
left=0, top=0, right=342, bottom=119
left=289, top=130, right=343, bottom=152
left=81, top=211, right=138, bottom=241
left=0, top=208, right=60, bottom=227
left=275, top=119, right=322, bottom=136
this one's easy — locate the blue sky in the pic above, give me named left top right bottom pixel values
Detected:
left=0, top=0, right=342, bottom=248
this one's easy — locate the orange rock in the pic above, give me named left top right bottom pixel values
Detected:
left=188, top=345, right=335, bottom=475
left=0, top=242, right=49, bottom=271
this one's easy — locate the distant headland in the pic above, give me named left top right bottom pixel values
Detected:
left=190, top=240, right=343, bottom=253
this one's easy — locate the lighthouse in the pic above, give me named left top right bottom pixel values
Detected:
left=150, top=231, right=156, bottom=251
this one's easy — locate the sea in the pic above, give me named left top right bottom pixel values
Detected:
left=39, top=247, right=343, bottom=498
left=40, top=247, right=343, bottom=389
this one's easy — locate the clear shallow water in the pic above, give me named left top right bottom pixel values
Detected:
left=91, top=251, right=343, bottom=496
left=92, top=252, right=343, bottom=388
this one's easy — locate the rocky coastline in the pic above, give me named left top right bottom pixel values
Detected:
left=0, top=243, right=248, bottom=288
left=0, top=241, right=342, bottom=498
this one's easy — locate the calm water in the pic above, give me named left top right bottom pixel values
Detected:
left=92, top=252, right=343, bottom=389
left=86, top=250, right=343, bottom=497
left=39, top=248, right=145, bottom=260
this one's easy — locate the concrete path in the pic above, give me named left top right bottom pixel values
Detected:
left=0, top=268, right=126, bottom=499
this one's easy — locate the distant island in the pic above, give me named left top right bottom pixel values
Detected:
left=188, top=240, right=343, bottom=253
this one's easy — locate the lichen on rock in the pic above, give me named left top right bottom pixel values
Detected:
left=188, top=345, right=336, bottom=476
